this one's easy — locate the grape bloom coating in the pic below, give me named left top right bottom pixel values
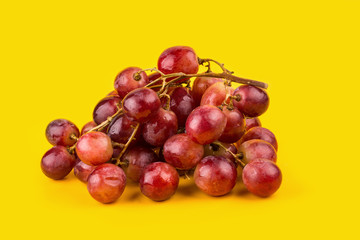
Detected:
left=41, top=46, right=282, bottom=204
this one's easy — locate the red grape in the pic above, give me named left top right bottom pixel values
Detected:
left=232, top=85, right=269, bottom=117
left=93, top=96, right=121, bottom=125
left=80, top=121, right=97, bottom=135
left=194, top=156, right=237, bottom=196
left=218, top=107, right=246, bottom=143
left=142, top=108, right=178, bottom=146
left=41, top=146, right=76, bottom=180
left=242, top=159, right=282, bottom=197
left=114, top=67, right=149, bottom=98
left=74, top=160, right=96, bottom=183
left=245, top=117, right=261, bottom=131
left=107, top=114, right=141, bottom=145
left=158, top=46, right=199, bottom=76
left=45, top=119, right=79, bottom=146
left=139, top=162, right=179, bottom=201
left=87, top=163, right=126, bottom=203
left=76, top=132, right=113, bottom=166
left=240, top=126, right=278, bottom=151
left=200, top=82, right=234, bottom=107
left=169, top=87, right=196, bottom=127
left=185, top=105, right=227, bottom=145
left=122, top=146, right=159, bottom=182
left=163, top=133, right=204, bottom=170
left=238, top=139, right=277, bottom=164
left=122, top=88, right=161, bottom=123
left=192, top=77, right=223, bottom=105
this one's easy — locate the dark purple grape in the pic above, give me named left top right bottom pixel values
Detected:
left=163, top=133, right=204, bottom=170
left=41, top=146, right=76, bottom=180
left=242, top=159, right=282, bottom=197
left=169, top=87, right=196, bottom=127
left=93, top=96, right=121, bottom=125
left=122, top=146, right=159, bottom=182
left=139, top=162, right=179, bottom=201
left=87, top=163, right=126, bottom=203
left=76, top=132, right=113, bottom=166
left=194, top=156, right=237, bottom=196
left=45, top=119, right=79, bottom=146
left=107, top=114, right=141, bottom=145
left=142, top=108, right=178, bottom=146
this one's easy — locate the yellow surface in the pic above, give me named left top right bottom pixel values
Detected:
left=1, top=0, right=359, bottom=239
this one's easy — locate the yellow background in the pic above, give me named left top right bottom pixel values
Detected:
left=1, top=0, right=359, bottom=239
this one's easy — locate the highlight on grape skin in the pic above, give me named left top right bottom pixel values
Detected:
left=40, top=45, right=282, bottom=203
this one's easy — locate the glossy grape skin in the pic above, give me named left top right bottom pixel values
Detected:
left=240, top=127, right=278, bottom=151
left=163, top=133, right=204, bottom=170
left=41, top=146, right=76, bottom=180
left=185, top=105, right=227, bottom=145
left=107, top=114, right=141, bottom=145
left=194, top=156, right=237, bottom=196
left=114, top=67, right=149, bottom=98
left=76, top=132, right=113, bottom=166
left=232, top=85, right=269, bottom=117
left=204, top=143, right=237, bottom=162
left=87, top=163, right=126, bottom=204
left=192, top=77, right=223, bottom=105
left=142, top=108, right=178, bottom=146
left=218, top=107, right=246, bottom=143
left=80, top=121, right=97, bottom=135
left=200, top=82, right=234, bottom=106
left=245, top=117, right=261, bottom=131
left=122, top=88, right=161, bottom=123
left=122, top=146, right=159, bottom=182
left=74, top=160, right=96, bottom=183
left=158, top=46, right=199, bottom=77
left=238, top=139, right=277, bottom=164
left=169, top=87, right=196, bottom=127
left=93, top=96, right=121, bottom=125
left=45, top=119, right=79, bottom=147
left=139, top=162, right=179, bottom=201
left=242, top=159, right=282, bottom=197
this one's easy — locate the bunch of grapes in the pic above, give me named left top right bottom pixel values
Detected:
left=41, top=46, right=282, bottom=203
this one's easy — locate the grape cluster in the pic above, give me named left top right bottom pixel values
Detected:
left=41, top=46, right=282, bottom=203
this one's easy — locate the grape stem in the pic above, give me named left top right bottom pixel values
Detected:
left=70, top=134, right=78, bottom=141
left=212, top=141, right=246, bottom=168
left=89, top=108, right=123, bottom=132
left=198, top=58, right=233, bottom=74
left=145, top=71, right=267, bottom=89
left=68, top=144, right=77, bottom=154
left=113, top=123, right=140, bottom=165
